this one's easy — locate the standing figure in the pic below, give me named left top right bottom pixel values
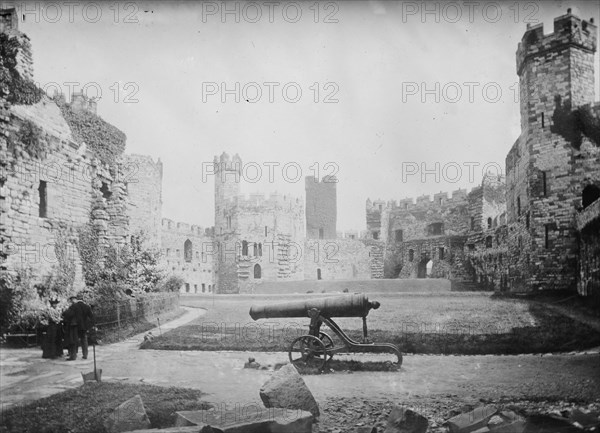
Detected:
left=41, top=297, right=64, bottom=359
left=62, top=293, right=94, bottom=360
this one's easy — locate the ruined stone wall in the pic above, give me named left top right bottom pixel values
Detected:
left=1, top=96, right=129, bottom=289
left=305, top=175, right=336, bottom=239
left=577, top=198, right=600, bottom=303
left=303, top=238, right=371, bottom=281
left=506, top=12, right=600, bottom=292
left=160, top=218, right=214, bottom=294
left=124, top=154, right=163, bottom=247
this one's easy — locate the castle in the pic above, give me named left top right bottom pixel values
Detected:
left=368, top=10, right=600, bottom=299
left=1, top=8, right=599, bottom=300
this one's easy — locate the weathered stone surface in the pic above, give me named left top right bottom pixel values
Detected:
left=356, top=426, right=378, bottom=433
left=104, top=394, right=151, bottom=433
left=174, top=408, right=313, bottom=433
left=259, top=363, right=320, bottom=417
left=121, top=427, right=202, bottom=433
left=444, top=405, right=498, bottom=433
left=569, top=408, right=600, bottom=430
left=384, top=406, right=428, bottom=433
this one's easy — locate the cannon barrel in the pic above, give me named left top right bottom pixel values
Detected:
left=249, top=294, right=380, bottom=320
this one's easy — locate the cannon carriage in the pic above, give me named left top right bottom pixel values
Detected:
left=249, top=293, right=402, bottom=370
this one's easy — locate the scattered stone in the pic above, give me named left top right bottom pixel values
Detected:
left=175, top=407, right=313, bottom=433
left=384, top=407, right=428, bottom=433
left=356, top=426, right=378, bottom=432
left=487, top=415, right=504, bottom=426
left=444, top=405, right=498, bottom=433
left=243, top=357, right=260, bottom=369
left=104, top=394, right=151, bottom=433
left=259, top=363, right=320, bottom=417
left=569, top=408, right=600, bottom=430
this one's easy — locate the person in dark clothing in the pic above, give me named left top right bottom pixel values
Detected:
left=62, top=294, right=94, bottom=360
left=42, top=297, right=64, bottom=359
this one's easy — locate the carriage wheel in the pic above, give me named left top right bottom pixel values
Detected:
left=318, top=331, right=334, bottom=350
left=289, top=335, right=328, bottom=371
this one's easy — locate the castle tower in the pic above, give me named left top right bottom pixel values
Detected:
left=1, top=8, right=34, bottom=82
left=506, top=9, right=599, bottom=292
left=305, top=175, right=337, bottom=239
left=213, top=152, right=242, bottom=293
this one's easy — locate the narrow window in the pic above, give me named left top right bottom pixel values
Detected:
left=485, top=236, right=493, bottom=248
left=408, top=249, right=414, bottom=262
left=227, top=215, right=231, bottom=229
left=100, top=182, right=112, bottom=200
left=264, top=226, right=268, bottom=236
left=395, top=229, right=403, bottom=242
left=372, top=231, right=379, bottom=240
left=487, top=218, right=492, bottom=229
left=526, top=212, right=530, bottom=229
left=517, top=197, right=521, bottom=216
left=541, top=112, right=545, bottom=128
left=317, top=268, right=322, bottom=280
left=184, top=239, right=192, bottom=262
left=38, top=181, right=47, bottom=218
left=166, top=248, right=170, bottom=257
left=545, top=225, right=550, bottom=249
left=202, top=283, right=205, bottom=293
left=185, top=283, right=190, bottom=293
left=439, top=247, right=444, bottom=260
left=319, top=228, right=324, bottom=239
left=253, top=243, right=258, bottom=256
left=258, top=243, right=262, bottom=256
left=470, top=217, right=475, bottom=230
left=254, top=264, right=261, bottom=279
left=542, top=171, right=547, bottom=197
left=242, top=240, right=248, bottom=256
left=194, top=284, right=198, bottom=293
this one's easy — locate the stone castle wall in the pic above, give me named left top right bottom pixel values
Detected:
left=160, top=218, right=214, bottom=294
left=305, top=175, right=337, bottom=239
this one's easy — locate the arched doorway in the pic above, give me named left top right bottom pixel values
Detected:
left=417, top=257, right=430, bottom=278
left=317, top=268, right=322, bottom=280
left=254, top=264, right=261, bottom=279
left=582, top=184, right=600, bottom=209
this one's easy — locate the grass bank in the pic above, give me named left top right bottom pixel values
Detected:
left=0, top=382, right=210, bottom=433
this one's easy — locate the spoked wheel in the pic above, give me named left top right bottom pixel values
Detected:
left=289, top=335, right=328, bottom=371
left=318, top=331, right=334, bottom=350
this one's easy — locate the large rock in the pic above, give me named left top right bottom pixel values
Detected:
left=384, top=406, right=428, bottom=433
left=259, top=363, right=320, bottom=417
left=174, top=407, right=313, bottom=432
left=104, top=394, right=151, bottom=433
left=444, top=405, right=498, bottom=433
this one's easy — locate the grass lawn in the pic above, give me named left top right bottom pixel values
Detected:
left=0, top=382, right=211, bottom=433
left=141, top=292, right=600, bottom=355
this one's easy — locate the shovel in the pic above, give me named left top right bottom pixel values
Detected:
left=82, top=330, right=102, bottom=383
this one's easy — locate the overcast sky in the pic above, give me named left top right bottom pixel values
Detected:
left=13, top=0, right=600, bottom=231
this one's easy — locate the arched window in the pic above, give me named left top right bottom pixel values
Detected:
left=258, top=243, right=262, bottom=256
left=582, top=185, right=600, bottom=209
left=253, top=243, right=258, bottom=256
left=184, top=239, right=192, bottom=262
left=487, top=218, right=492, bottom=229
left=242, top=240, right=248, bottom=256
left=254, top=264, right=261, bottom=279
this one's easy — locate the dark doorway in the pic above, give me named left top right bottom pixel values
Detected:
left=417, top=257, right=431, bottom=278
left=582, top=184, right=600, bottom=209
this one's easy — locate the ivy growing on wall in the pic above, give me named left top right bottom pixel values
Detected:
left=7, top=118, right=49, bottom=162
left=552, top=96, right=600, bottom=149
left=56, top=98, right=127, bottom=166
left=0, top=33, right=42, bottom=105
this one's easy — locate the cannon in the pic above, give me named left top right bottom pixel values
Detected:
left=249, top=294, right=402, bottom=370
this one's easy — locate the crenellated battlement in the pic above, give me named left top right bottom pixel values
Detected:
left=161, top=218, right=211, bottom=237
left=516, top=9, right=597, bottom=75
left=222, top=192, right=304, bottom=213
left=213, top=151, right=242, bottom=175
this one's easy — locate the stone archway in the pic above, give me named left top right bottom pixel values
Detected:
left=417, top=256, right=431, bottom=278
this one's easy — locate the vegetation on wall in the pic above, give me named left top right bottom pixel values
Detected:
left=552, top=96, right=600, bottom=149
left=78, top=222, right=165, bottom=304
left=0, top=33, right=42, bottom=105
left=56, top=98, right=126, bottom=166
left=6, top=118, right=50, bottom=162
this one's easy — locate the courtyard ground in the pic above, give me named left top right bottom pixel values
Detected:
left=1, top=303, right=600, bottom=432
left=142, top=292, right=600, bottom=355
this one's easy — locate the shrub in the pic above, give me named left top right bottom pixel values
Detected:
left=158, top=275, right=184, bottom=293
